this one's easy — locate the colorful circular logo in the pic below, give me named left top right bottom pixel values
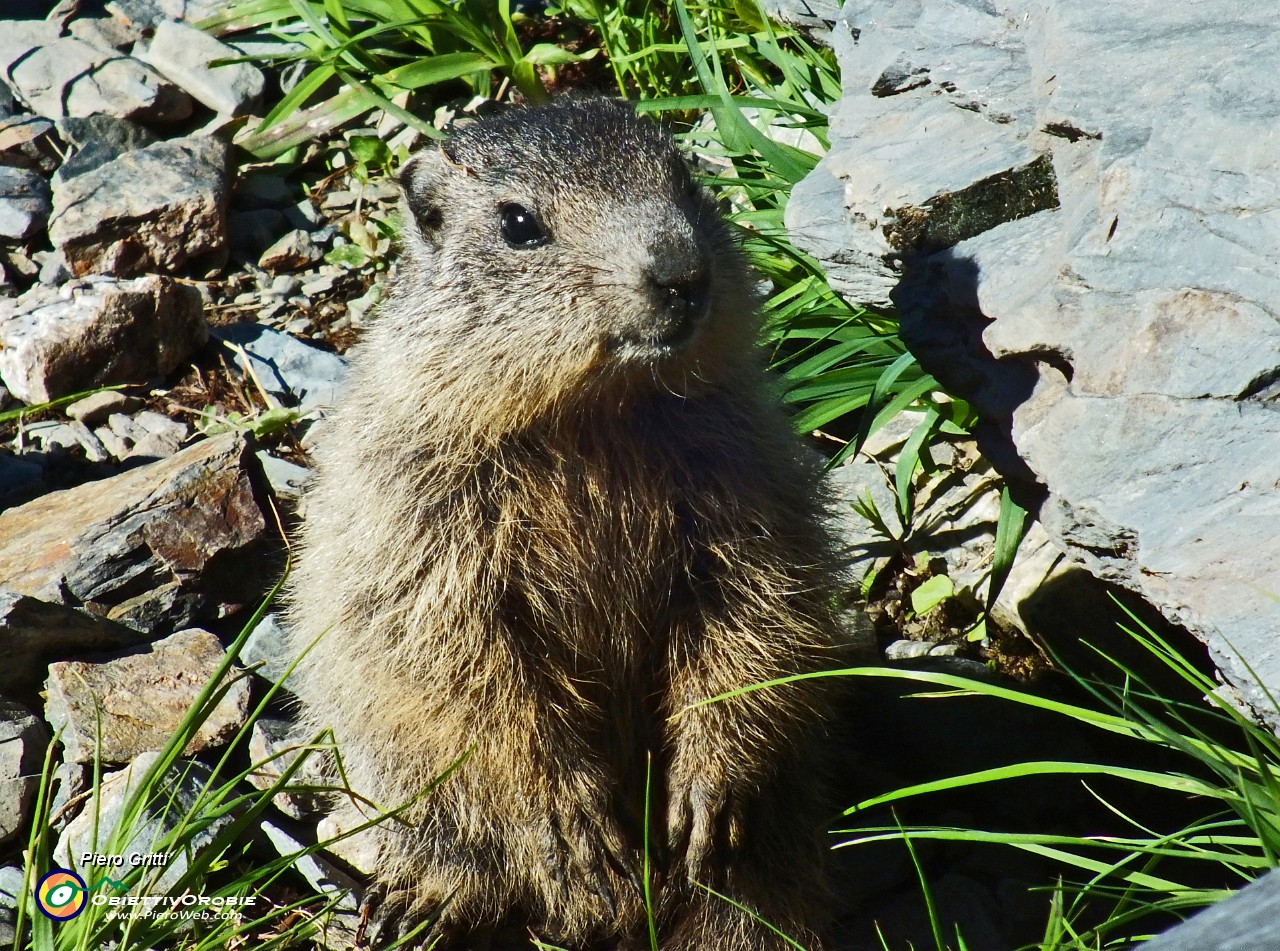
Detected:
left=35, top=868, right=87, bottom=921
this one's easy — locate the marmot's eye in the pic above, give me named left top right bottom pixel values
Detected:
left=499, top=203, right=548, bottom=247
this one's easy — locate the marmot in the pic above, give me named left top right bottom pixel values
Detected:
left=287, top=97, right=847, bottom=950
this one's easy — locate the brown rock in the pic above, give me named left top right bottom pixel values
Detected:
left=0, top=433, right=270, bottom=631
left=45, top=628, right=250, bottom=764
left=48, top=136, right=230, bottom=277
left=0, top=116, right=60, bottom=174
left=258, top=229, right=323, bottom=272
left=64, top=390, right=144, bottom=427
left=0, top=275, right=207, bottom=404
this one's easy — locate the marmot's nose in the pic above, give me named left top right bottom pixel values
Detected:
left=644, top=264, right=710, bottom=347
left=650, top=266, right=710, bottom=321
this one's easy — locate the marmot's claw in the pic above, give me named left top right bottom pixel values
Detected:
left=547, top=803, right=638, bottom=916
left=668, top=777, right=743, bottom=888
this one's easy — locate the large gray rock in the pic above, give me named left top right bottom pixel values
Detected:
left=789, top=1, right=1280, bottom=725
left=139, top=20, right=265, bottom=116
left=0, top=22, right=191, bottom=124
left=0, top=433, right=270, bottom=632
left=0, top=275, right=207, bottom=404
left=0, top=699, right=47, bottom=844
left=1143, top=868, right=1280, bottom=950
left=48, top=136, right=231, bottom=277
left=45, top=627, right=250, bottom=764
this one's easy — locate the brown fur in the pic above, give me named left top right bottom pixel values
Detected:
left=287, top=98, right=847, bottom=949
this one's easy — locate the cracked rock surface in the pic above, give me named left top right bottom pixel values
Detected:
left=0, top=274, right=207, bottom=403
left=788, top=1, right=1280, bottom=722
left=0, top=432, right=269, bottom=632
left=45, top=627, right=250, bottom=763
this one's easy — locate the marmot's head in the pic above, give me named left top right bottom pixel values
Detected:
left=391, top=98, right=759, bottom=421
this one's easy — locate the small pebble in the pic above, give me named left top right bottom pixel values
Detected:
left=255, top=450, right=312, bottom=501
left=260, top=300, right=288, bottom=322
left=884, top=639, right=933, bottom=661
left=21, top=421, right=80, bottom=452
left=107, top=412, right=147, bottom=443
left=134, top=411, right=190, bottom=443
left=65, top=391, right=140, bottom=427
left=33, top=249, right=69, bottom=286
left=259, top=229, right=323, bottom=272
left=271, top=275, right=301, bottom=296
left=126, top=433, right=182, bottom=460
left=94, top=426, right=131, bottom=460
left=320, top=189, right=357, bottom=210
left=5, top=251, right=36, bottom=279
left=68, top=421, right=110, bottom=463
left=301, top=275, right=335, bottom=296
left=286, top=199, right=324, bottom=229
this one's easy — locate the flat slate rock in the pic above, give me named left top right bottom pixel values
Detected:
left=45, top=627, right=250, bottom=764
left=0, top=433, right=269, bottom=632
left=213, top=323, right=349, bottom=413
left=139, top=19, right=265, bottom=116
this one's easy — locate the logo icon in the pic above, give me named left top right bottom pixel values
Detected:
left=35, top=868, right=88, bottom=921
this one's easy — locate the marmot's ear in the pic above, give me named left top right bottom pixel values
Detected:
left=398, top=146, right=458, bottom=246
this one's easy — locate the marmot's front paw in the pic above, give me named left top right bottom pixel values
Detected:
left=544, top=801, right=641, bottom=915
left=666, top=773, right=745, bottom=888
